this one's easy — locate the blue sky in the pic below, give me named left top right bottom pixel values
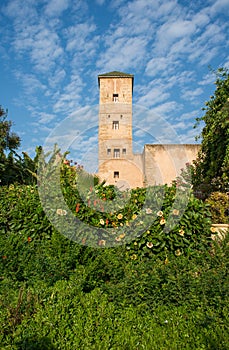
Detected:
left=0, top=0, right=228, bottom=172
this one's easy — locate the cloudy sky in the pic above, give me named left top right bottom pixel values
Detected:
left=0, top=0, right=228, bottom=172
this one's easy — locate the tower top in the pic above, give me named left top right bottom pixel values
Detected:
left=98, top=71, right=134, bottom=86
left=98, top=70, right=133, bottom=78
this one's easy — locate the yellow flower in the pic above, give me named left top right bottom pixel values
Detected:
left=160, top=218, right=166, bottom=225
left=100, top=219, right=105, bottom=225
left=146, top=230, right=150, bottom=234
left=157, top=211, right=163, bottom=217
left=119, top=233, right=125, bottom=239
left=146, top=242, right=153, bottom=248
left=210, top=226, right=217, bottom=233
left=164, top=257, right=169, bottom=265
left=132, top=214, right=137, bottom=220
left=137, top=220, right=144, bottom=226
left=145, top=208, right=152, bottom=214
left=56, top=209, right=67, bottom=216
left=115, top=236, right=121, bottom=242
left=175, top=249, right=181, bottom=256
left=179, top=229, right=185, bottom=236
left=134, top=241, right=138, bottom=245
left=117, top=213, right=123, bottom=220
left=131, top=254, right=138, bottom=260
left=126, top=221, right=130, bottom=226
left=173, top=209, right=179, bottom=216
left=98, top=239, right=106, bottom=246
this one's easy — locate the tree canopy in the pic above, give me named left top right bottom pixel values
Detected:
left=194, top=68, right=229, bottom=193
left=0, top=106, right=39, bottom=185
left=0, top=106, right=20, bottom=156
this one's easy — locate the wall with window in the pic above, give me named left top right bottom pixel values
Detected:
left=98, top=158, right=144, bottom=189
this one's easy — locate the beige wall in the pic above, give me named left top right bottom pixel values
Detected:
left=143, top=144, right=200, bottom=186
left=98, top=158, right=144, bottom=189
left=99, top=77, right=133, bottom=105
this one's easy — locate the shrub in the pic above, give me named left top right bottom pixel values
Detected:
left=205, top=192, right=229, bottom=224
left=125, top=186, right=213, bottom=260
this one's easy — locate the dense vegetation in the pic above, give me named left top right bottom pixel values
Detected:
left=193, top=67, right=229, bottom=194
left=0, top=171, right=228, bottom=349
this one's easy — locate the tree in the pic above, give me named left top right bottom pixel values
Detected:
left=0, top=106, right=20, bottom=155
left=194, top=68, right=229, bottom=193
left=0, top=106, right=21, bottom=185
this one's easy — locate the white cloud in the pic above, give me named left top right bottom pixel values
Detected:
left=151, top=101, right=182, bottom=117
left=95, top=0, right=106, bottom=5
left=38, top=112, right=56, bottom=124
left=48, top=69, right=66, bottom=88
left=182, top=87, right=204, bottom=102
left=14, top=72, right=46, bottom=95
left=45, top=0, right=69, bottom=17
left=154, top=19, right=197, bottom=55
left=210, top=0, right=229, bottom=15
left=3, top=0, right=37, bottom=20
left=65, top=23, right=97, bottom=52
left=145, top=56, right=178, bottom=77
left=137, top=87, right=170, bottom=108
left=96, top=36, right=147, bottom=71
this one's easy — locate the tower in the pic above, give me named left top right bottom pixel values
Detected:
left=98, top=71, right=144, bottom=189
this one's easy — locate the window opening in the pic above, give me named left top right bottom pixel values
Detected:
left=114, top=171, right=119, bottom=179
left=113, top=93, right=119, bottom=102
left=114, top=149, right=120, bottom=158
left=112, top=121, right=119, bottom=129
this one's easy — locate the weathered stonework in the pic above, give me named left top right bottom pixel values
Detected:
left=97, top=71, right=200, bottom=189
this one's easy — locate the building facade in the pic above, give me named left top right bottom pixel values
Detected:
left=98, top=71, right=200, bottom=189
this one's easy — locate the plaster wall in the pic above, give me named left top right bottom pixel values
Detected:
left=143, top=144, right=200, bottom=186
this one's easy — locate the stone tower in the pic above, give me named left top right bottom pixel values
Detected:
left=98, top=71, right=144, bottom=189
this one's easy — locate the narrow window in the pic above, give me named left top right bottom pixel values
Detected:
left=107, top=114, right=110, bottom=118
left=113, top=93, right=119, bottom=102
left=107, top=148, right=111, bottom=156
left=112, top=121, right=119, bottom=130
left=114, top=171, right=119, bottom=179
left=122, top=148, right=126, bottom=155
left=114, top=149, right=120, bottom=158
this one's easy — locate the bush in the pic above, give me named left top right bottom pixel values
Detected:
left=125, top=186, right=213, bottom=261
left=205, top=192, right=229, bottom=224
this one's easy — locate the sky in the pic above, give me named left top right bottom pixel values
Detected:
left=0, top=0, right=229, bottom=173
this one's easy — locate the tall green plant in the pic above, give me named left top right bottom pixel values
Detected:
left=194, top=68, right=229, bottom=193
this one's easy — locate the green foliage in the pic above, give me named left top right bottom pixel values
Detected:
left=0, top=231, right=228, bottom=349
left=205, top=192, right=229, bottom=224
left=0, top=106, right=20, bottom=155
left=0, top=167, right=228, bottom=349
left=0, top=106, right=21, bottom=185
left=194, top=67, right=229, bottom=193
left=0, top=105, right=44, bottom=185
left=125, top=186, right=212, bottom=261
